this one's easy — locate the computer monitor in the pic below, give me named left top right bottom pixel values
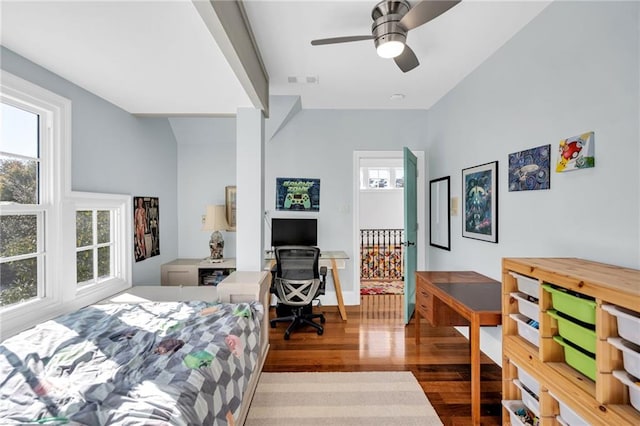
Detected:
left=271, top=218, right=317, bottom=248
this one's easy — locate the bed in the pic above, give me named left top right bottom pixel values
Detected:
left=0, top=271, right=271, bottom=425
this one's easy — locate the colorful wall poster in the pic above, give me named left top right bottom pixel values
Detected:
left=508, top=144, right=551, bottom=191
left=275, top=178, right=320, bottom=211
left=462, top=161, right=498, bottom=243
left=133, top=196, right=160, bottom=262
left=556, top=131, right=595, bottom=172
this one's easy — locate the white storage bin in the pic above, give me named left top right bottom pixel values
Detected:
left=510, top=313, right=540, bottom=347
left=509, top=272, right=539, bottom=299
left=602, top=304, right=640, bottom=346
left=550, top=392, right=589, bottom=425
left=607, top=337, right=640, bottom=378
left=512, top=360, right=540, bottom=397
left=513, top=379, right=540, bottom=417
left=502, top=400, right=537, bottom=426
left=612, top=370, right=640, bottom=413
left=511, top=292, right=539, bottom=322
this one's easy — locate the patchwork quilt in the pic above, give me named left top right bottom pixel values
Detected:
left=0, top=300, right=263, bottom=425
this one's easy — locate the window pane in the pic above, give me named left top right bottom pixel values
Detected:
left=394, top=168, right=404, bottom=188
left=77, top=249, right=93, bottom=284
left=0, top=157, right=38, bottom=204
left=1, top=103, right=39, bottom=158
left=98, top=246, right=110, bottom=278
left=97, top=211, right=110, bottom=244
left=367, top=168, right=390, bottom=188
left=368, top=177, right=388, bottom=188
left=76, top=211, right=93, bottom=247
left=0, top=257, right=37, bottom=307
left=0, top=215, right=37, bottom=257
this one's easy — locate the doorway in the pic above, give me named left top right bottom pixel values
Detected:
left=353, top=151, right=426, bottom=319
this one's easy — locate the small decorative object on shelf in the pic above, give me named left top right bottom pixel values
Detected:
left=202, top=205, right=228, bottom=260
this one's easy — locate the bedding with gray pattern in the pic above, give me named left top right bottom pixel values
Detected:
left=0, top=300, right=263, bottom=425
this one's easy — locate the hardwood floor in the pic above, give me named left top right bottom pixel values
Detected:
left=263, top=295, right=502, bottom=425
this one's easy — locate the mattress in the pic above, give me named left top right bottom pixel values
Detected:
left=0, top=300, right=263, bottom=425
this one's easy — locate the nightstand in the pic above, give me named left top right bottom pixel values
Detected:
left=160, top=258, right=236, bottom=286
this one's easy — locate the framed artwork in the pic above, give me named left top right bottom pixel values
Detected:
left=133, top=196, right=160, bottom=262
left=556, top=131, right=595, bottom=172
left=225, top=186, right=236, bottom=231
left=429, top=176, right=451, bottom=251
left=462, top=161, right=498, bottom=243
left=508, top=144, right=551, bottom=191
left=275, top=177, right=320, bottom=211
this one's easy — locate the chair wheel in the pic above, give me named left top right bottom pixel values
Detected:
left=284, top=333, right=290, bottom=340
left=317, top=329, right=323, bottom=336
left=320, top=317, right=326, bottom=324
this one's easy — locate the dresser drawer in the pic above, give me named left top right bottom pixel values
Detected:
left=161, top=264, right=198, bottom=286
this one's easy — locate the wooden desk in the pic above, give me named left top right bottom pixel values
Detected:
left=415, top=271, right=501, bottom=426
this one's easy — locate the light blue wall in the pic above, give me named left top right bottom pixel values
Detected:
left=1, top=46, right=179, bottom=285
left=171, top=109, right=429, bottom=304
left=425, top=1, right=640, bottom=364
left=427, top=0, right=639, bottom=275
left=170, top=117, right=237, bottom=259
left=265, top=109, right=429, bottom=303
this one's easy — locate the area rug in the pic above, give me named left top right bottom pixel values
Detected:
left=360, top=280, right=404, bottom=295
left=245, top=371, right=443, bottom=426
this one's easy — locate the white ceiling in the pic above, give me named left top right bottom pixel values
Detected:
left=0, top=0, right=551, bottom=115
left=0, top=0, right=253, bottom=115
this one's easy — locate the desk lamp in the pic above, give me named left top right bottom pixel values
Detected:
left=202, top=205, right=228, bottom=261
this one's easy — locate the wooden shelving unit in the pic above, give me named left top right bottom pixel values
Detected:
left=502, top=257, right=640, bottom=425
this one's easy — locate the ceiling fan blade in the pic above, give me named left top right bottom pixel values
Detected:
left=399, top=0, right=460, bottom=31
left=311, top=35, right=374, bottom=46
left=394, top=45, right=419, bottom=73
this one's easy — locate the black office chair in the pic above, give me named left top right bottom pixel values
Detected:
left=270, top=246, right=326, bottom=340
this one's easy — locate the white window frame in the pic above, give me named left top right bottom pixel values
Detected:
left=68, top=192, right=131, bottom=304
left=1, top=71, right=69, bottom=334
left=360, top=166, right=404, bottom=191
left=75, top=210, right=115, bottom=287
left=0, top=71, right=131, bottom=339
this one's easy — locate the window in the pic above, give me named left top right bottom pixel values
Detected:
left=0, top=71, right=131, bottom=339
left=1, top=80, right=52, bottom=309
left=360, top=166, right=404, bottom=190
left=76, top=210, right=113, bottom=286
left=72, top=194, right=130, bottom=298
left=368, top=168, right=390, bottom=188
left=394, top=168, right=404, bottom=188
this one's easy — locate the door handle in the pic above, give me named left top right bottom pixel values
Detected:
left=403, top=241, right=415, bottom=247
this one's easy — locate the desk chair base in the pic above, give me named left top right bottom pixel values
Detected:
left=270, top=307, right=326, bottom=340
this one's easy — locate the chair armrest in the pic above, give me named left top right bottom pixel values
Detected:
left=318, top=266, right=328, bottom=295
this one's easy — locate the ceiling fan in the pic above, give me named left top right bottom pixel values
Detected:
left=311, top=0, right=460, bottom=73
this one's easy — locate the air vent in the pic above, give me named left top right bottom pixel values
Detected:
left=287, top=76, right=319, bottom=84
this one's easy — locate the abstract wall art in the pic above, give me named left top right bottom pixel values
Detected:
left=462, top=161, right=498, bottom=243
left=508, top=144, right=551, bottom=191
left=556, top=131, right=595, bottom=172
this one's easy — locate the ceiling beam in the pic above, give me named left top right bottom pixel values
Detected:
left=193, top=0, right=269, bottom=117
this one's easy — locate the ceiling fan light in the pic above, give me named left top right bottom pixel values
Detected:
left=376, top=40, right=405, bottom=58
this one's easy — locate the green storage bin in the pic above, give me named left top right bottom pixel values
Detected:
left=553, top=335, right=596, bottom=381
left=547, top=309, right=596, bottom=354
left=542, top=284, right=596, bottom=325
